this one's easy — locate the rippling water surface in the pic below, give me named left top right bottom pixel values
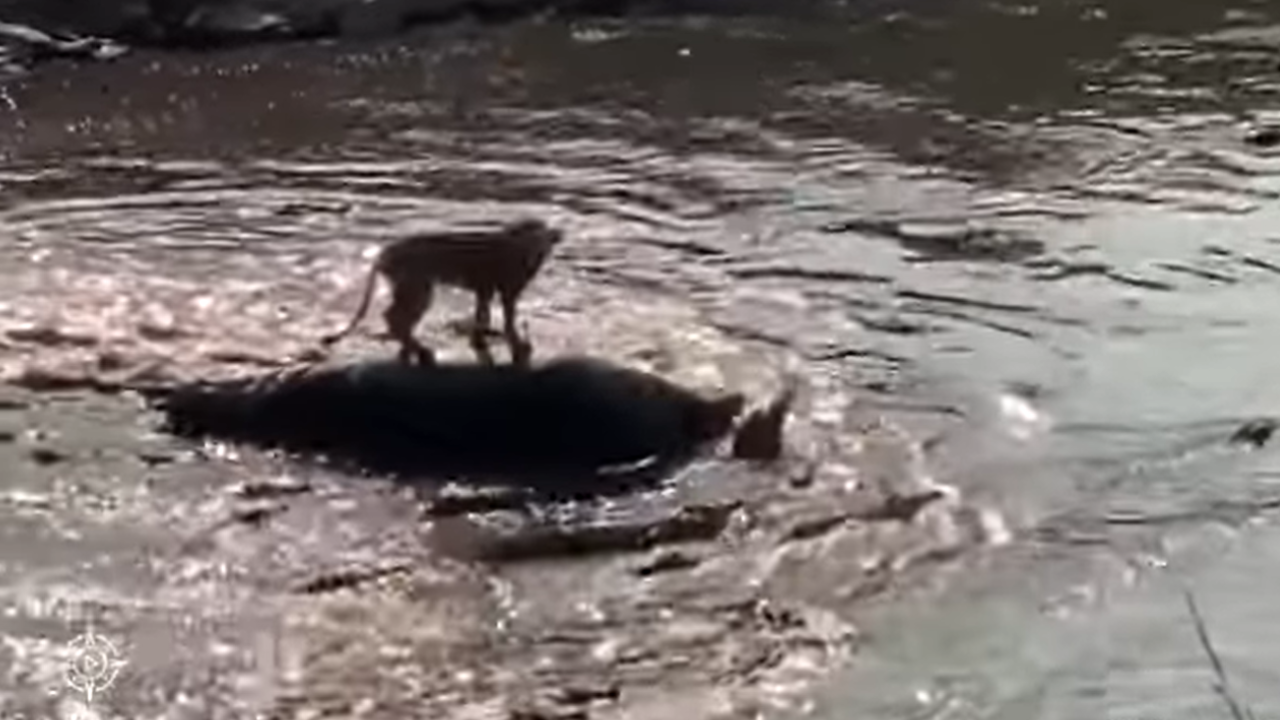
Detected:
left=6, top=1, right=1280, bottom=718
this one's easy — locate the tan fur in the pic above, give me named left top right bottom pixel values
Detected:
left=320, top=217, right=564, bottom=365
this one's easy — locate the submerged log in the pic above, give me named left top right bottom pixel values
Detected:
left=464, top=501, right=742, bottom=563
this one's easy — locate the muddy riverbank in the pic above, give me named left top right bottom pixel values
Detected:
left=0, top=0, right=845, bottom=80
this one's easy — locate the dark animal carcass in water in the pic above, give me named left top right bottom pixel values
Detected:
left=152, top=356, right=746, bottom=496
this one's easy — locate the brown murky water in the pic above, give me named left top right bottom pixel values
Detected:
left=4, top=1, right=1280, bottom=718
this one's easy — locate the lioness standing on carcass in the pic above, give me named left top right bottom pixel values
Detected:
left=320, top=217, right=564, bottom=365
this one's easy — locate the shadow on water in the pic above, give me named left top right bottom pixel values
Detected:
left=150, top=353, right=747, bottom=498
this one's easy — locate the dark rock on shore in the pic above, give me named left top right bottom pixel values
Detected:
left=0, top=18, right=126, bottom=78
left=1245, top=125, right=1280, bottom=149
left=151, top=355, right=746, bottom=496
left=1228, top=417, right=1277, bottom=449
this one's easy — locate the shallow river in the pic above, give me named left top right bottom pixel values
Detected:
left=5, top=0, right=1280, bottom=718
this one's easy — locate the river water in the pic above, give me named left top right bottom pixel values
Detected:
left=3, top=0, right=1280, bottom=718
